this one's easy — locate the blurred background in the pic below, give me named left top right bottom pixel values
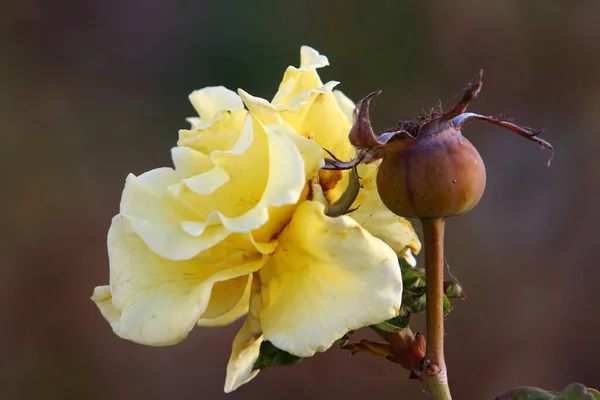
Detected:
left=2, top=0, right=599, bottom=399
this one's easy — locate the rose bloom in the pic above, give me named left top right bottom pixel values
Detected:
left=92, top=46, right=421, bottom=392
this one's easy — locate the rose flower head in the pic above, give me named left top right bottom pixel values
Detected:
left=92, top=46, right=421, bottom=392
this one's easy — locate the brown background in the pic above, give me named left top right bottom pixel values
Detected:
left=2, top=1, right=599, bottom=399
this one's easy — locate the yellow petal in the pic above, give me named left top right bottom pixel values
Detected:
left=259, top=201, right=402, bottom=357
left=349, top=162, right=422, bottom=260
left=179, top=111, right=247, bottom=153
left=225, top=274, right=263, bottom=393
left=188, top=86, right=244, bottom=125
left=269, top=47, right=352, bottom=159
left=92, top=216, right=265, bottom=346
left=174, top=115, right=323, bottom=240
left=271, top=46, right=328, bottom=108
left=171, top=146, right=214, bottom=179
left=333, top=89, right=355, bottom=124
left=119, top=168, right=231, bottom=260
left=197, top=274, right=252, bottom=327
left=278, top=82, right=353, bottom=161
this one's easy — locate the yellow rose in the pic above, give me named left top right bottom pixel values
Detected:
left=92, top=46, right=420, bottom=392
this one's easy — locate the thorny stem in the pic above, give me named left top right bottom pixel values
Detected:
left=421, top=218, right=452, bottom=400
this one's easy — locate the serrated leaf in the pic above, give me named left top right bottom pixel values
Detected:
left=253, top=341, right=303, bottom=370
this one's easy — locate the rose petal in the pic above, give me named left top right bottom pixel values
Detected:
left=197, top=274, right=252, bottom=327
left=171, top=146, right=213, bottom=179
left=119, top=169, right=231, bottom=260
left=259, top=200, right=403, bottom=357
left=175, top=115, right=323, bottom=240
left=188, top=86, right=244, bottom=125
left=224, top=275, right=263, bottom=393
left=271, top=46, right=329, bottom=108
left=91, top=216, right=265, bottom=346
left=333, top=89, right=355, bottom=124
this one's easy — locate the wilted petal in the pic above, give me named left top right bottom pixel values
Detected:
left=349, top=162, right=422, bottom=259
left=92, top=216, right=265, bottom=346
left=225, top=275, right=264, bottom=393
left=259, top=201, right=403, bottom=357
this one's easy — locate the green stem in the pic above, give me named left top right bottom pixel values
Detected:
left=421, top=218, right=452, bottom=400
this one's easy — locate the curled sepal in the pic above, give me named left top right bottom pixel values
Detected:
left=349, top=90, right=384, bottom=149
left=444, top=69, right=483, bottom=119
left=252, top=341, right=303, bottom=370
left=451, top=112, right=554, bottom=166
left=326, top=166, right=361, bottom=217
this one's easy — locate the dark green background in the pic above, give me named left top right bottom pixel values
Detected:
left=2, top=1, right=599, bottom=399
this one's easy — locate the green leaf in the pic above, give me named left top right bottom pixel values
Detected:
left=372, top=315, right=409, bottom=332
left=444, top=280, right=466, bottom=299
left=402, top=270, right=422, bottom=289
left=493, top=387, right=555, bottom=400
left=556, top=383, right=600, bottom=400
left=253, top=341, right=303, bottom=371
left=494, top=384, right=600, bottom=400
left=443, top=294, right=453, bottom=314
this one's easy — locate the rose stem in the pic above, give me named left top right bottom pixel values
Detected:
left=421, top=217, right=452, bottom=400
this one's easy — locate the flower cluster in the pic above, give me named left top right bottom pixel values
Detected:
left=92, top=46, right=420, bottom=392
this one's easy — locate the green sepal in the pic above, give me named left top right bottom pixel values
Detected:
left=253, top=341, right=303, bottom=371
left=326, top=166, right=361, bottom=217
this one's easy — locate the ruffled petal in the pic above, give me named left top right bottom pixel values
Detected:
left=119, top=168, right=231, bottom=260
left=271, top=46, right=328, bottom=108
left=349, top=162, right=422, bottom=261
left=92, top=216, right=265, bottom=346
left=179, top=111, right=247, bottom=153
left=224, top=275, right=264, bottom=393
left=173, top=114, right=323, bottom=243
left=171, top=146, right=214, bottom=179
left=197, top=274, right=252, bottom=327
left=259, top=200, right=403, bottom=357
left=188, top=86, right=244, bottom=125
left=333, top=89, right=355, bottom=124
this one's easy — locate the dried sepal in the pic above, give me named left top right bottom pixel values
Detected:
left=349, top=90, right=384, bottom=149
